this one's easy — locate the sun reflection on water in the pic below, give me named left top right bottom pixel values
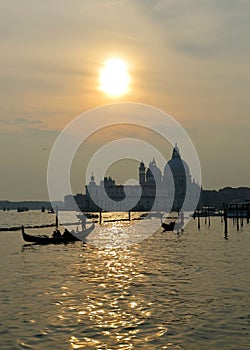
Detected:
left=49, top=246, right=169, bottom=349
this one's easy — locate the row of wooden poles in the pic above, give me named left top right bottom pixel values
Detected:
left=54, top=210, right=133, bottom=227
left=223, top=203, right=250, bottom=239
left=98, top=210, right=133, bottom=224
left=194, top=203, right=250, bottom=239
left=55, top=205, right=250, bottom=239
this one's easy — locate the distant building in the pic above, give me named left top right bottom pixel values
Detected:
left=0, top=200, right=60, bottom=211
left=67, top=144, right=202, bottom=212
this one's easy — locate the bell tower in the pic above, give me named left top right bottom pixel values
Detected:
left=139, top=161, right=146, bottom=185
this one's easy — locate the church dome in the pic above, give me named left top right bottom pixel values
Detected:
left=164, top=144, right=190, bottom=178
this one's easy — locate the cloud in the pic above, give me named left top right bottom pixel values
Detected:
left=0, top=117, right=42, bottom=125
left=0, top=117, right=44, bottom=133
left=135, top=0, right=250, bottom=60
left=14, top=118, right=42, bottom=125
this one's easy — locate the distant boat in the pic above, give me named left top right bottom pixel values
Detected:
left=161, top=221, right=175, bottom=231
left=193, top=207, right=220, bottom=217
left=161, top=213, right=184, bottom=232
left=85, top=213, right=99, bottom=219
left=140, top=212, right=163, bottom=219
left=76, top=212, right=98, bottom=219
left=17, top=207, right=29, bottom=212
left=21, top=222, right=95, bottom=245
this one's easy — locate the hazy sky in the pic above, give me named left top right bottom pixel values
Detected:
left=0, top=0, right=250, bottom=200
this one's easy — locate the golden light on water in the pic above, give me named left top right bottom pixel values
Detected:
left=99, top=57, right=131, bottom=97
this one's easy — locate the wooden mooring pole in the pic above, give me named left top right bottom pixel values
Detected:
left=241, top=211, right=244, bottom=228
left=247, top=204, right=250, bottom=224
left=236, top=204, right=239, bottom=232
left=223, top=204, right=228, bottom=239
left=198, top=210, right=201, bottom=230
left=55, top=207, right=58, bottom=228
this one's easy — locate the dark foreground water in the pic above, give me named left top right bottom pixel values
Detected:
left=0, top=213, right=249, bottom=349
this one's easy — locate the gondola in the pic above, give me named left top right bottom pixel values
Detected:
left=161, top=220, right=184, bottom=232
left=161, top=221, right=175, bottom=231
left=21, top=222, right=95, bottom=245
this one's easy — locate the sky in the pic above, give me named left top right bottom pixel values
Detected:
left=0, top=0, right=250, bottom=201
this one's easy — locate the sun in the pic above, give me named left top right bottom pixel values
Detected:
left=99, top=57, right=131, bottom=97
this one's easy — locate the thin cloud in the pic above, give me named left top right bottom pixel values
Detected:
left=0, top=117, right=42, bottom=125
left=0, top=117, right=45, bottom=133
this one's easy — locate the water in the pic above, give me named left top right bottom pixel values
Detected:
left=0, top=211, right=249, bottom=349
left=0, top=210, right=57, bottom=229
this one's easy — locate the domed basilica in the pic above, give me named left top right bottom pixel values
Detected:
left=65, top=144, right=201, bottom=212
left=137, top=143, right=200, bottom=211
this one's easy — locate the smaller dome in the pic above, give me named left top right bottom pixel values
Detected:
left=146, top=158, right=162, bottom=183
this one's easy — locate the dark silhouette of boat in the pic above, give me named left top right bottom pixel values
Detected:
left=161, top=221, right=176, bottom=231
left=161, top=211, right=185, bottom=232
left=17, top=206, right=29, bottom=212
left=21, top=222, right=95, bottom=245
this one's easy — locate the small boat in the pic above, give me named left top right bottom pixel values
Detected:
left=161, top=221, right=175, bottom=231
left=21, top=222, right=95, bottom=245
left=162, top=220, right=185, bottom=232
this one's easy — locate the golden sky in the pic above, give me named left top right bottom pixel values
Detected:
left=0, top=0, right=250, bottom=200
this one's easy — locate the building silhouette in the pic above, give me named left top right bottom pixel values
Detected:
left=64, top=144, right=201, bottom=212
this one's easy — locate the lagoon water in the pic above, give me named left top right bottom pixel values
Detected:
left=0, top=211, right=249, bottom=349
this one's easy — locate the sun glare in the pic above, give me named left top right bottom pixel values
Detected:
left=99, top=57, right=131, bottom=97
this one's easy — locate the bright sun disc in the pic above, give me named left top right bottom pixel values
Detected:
left=99, top=57, right=131, bottom=97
